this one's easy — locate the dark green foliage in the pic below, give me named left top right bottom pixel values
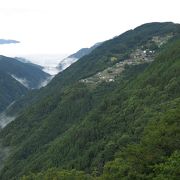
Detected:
left=101, top=103, right=180, bottom=179
left=99, top=40, right=180, bottom=179
left=0, top=55, right=50, bottom=89
left=0, top=22, right=180, bottom=179
left=153, top=151, right=180, bottom=180
left=0, top=72, right=28, bottom=112
left=21, top=168, right=93, bottom=180
left=0, top=55, right=50, bottom=112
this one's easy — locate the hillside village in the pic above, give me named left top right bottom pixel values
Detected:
left=80, top=34, right=173, bottom=85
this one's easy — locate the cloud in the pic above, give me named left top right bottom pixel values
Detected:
left=0, top=112, right=16, bottom=129
left=38, top=76, right=53, bottom=89
left=0, top=39, right=20, bottom=45
left=10, top=74, right=30, bottom=89
left=58, top=57, right=78, bottom=72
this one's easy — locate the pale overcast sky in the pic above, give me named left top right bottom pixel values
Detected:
left=0, top=0, right=179, bottom=56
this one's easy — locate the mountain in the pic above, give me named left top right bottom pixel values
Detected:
left=0, top=71, right=28, bottom=113
left=0, top=22, right=180, bottom=179
left=14, top=57, right=44, bottom=70
left=58, top=42, right=102, bottom=72
left=0, top=55, right=51, bottom=89
left=69, top=42, right=102, bottom=59
left=0, top=39, right=20, bottom=44
left=0, top=55, right=51, bottom=113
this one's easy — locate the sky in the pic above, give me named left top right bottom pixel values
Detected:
left=0, top=0, right=179, bottom=57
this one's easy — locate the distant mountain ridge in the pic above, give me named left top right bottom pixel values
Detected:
left=58, top=42, right=102, bottom=71
left=0, top=39, right=20, bottom=44
left=68, top=42, right=102, bottom=59
left=15, top=57, right=44, bottom=70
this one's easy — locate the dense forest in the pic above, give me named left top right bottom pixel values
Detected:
left=0, top=71, right=28, bottom=113
left=0, top=22, right=180, bottom=179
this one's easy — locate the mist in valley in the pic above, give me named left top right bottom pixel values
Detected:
left=0, top=112, right=16, bottom=129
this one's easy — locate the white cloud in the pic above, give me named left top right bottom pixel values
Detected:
left=58, top=57, right=78, bottom=72
left=0, top=112, right=16, bottom=128
left=38, top=76, right=54, bottom=88
left=10, top=74, right=30, bottom=88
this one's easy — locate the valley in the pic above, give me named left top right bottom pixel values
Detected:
left=0, top=22, right=179, bottom=180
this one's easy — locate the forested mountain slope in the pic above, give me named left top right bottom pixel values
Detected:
left=0, top=22, right=179, bottom=179
left=0, top=55, right=50, bottom=113
left=6, top=22, right=180, bottom=117
left=0, top=55, right=50, bottom=89
left=22, top=39, right=180, bottom=180
left=51, top=22, right=180, bottom=88
left=0, top=72, right=27, bottom=113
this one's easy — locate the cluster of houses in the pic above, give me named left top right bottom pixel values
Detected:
left=80, top=34, right=173, bottom=86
